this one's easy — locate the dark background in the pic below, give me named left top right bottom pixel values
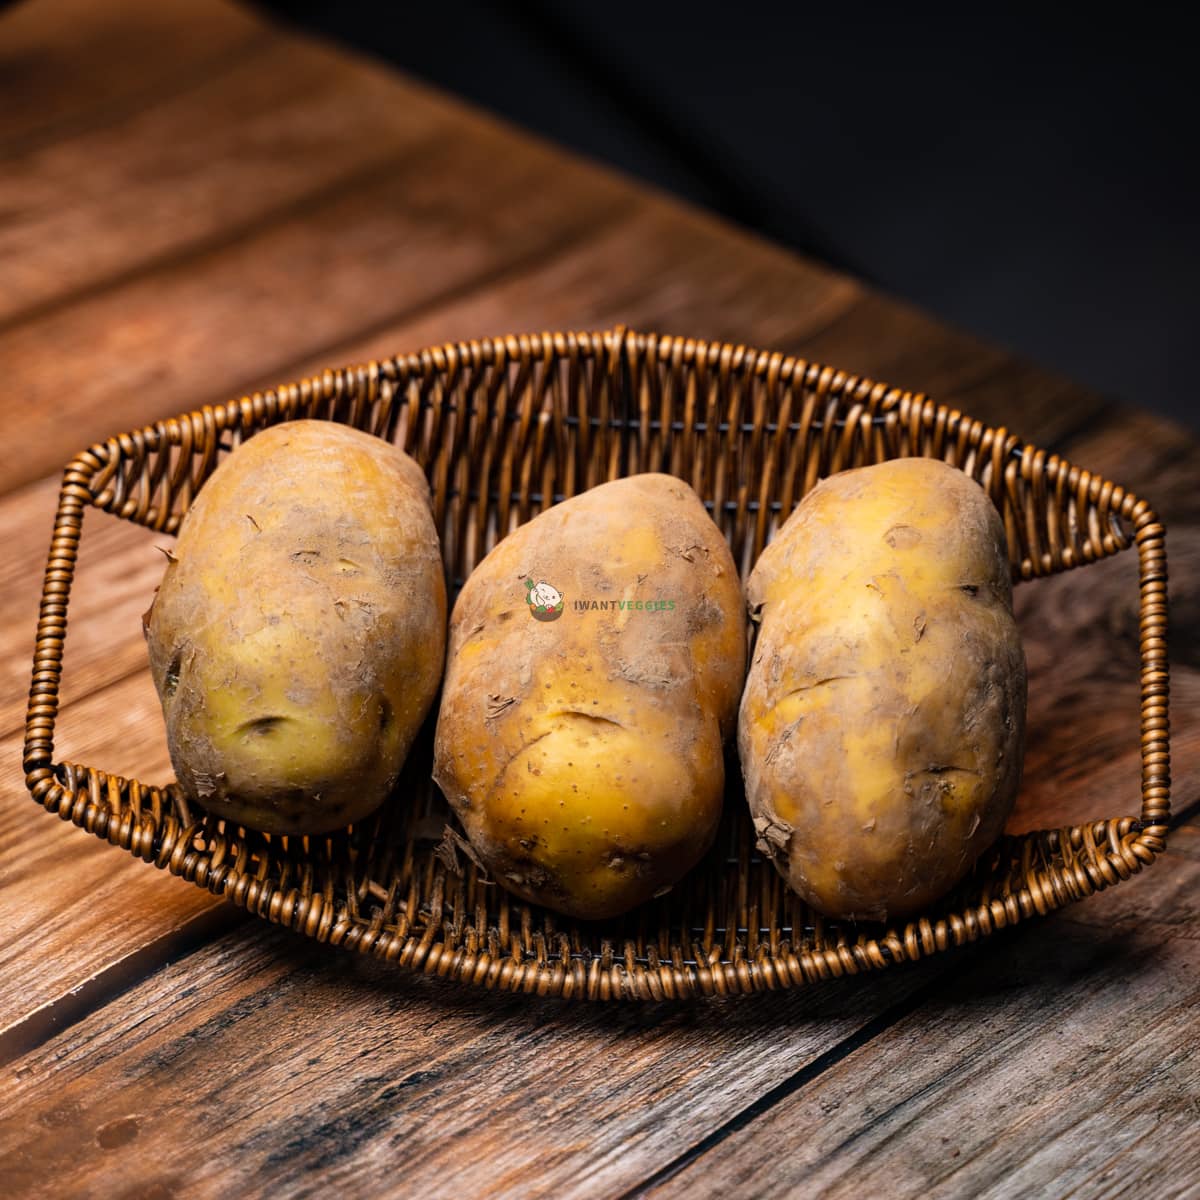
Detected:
left=253, top=2, right=1195, bottom=430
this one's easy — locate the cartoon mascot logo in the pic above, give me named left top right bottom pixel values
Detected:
left=524, top=578, right=564, bottom=622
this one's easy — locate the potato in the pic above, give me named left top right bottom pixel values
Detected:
left=739, top=457, right=1026, bottom=922
left=145, top=420, right=446, bottom=834
left=433, top=474, right=746, bottom=920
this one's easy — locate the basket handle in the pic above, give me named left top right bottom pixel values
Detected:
left=23, top=452, right=105, bottom=811
left=1132, top=506, right=1170, bottom=848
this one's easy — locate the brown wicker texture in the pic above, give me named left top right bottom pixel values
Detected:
left=23, top=328, right=1171, bottom=1000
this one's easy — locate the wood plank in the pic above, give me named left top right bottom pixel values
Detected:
left=0, top=202, right=1041, bottom=733
left=249, top=200, right=1105, bottom=450
left=0, top=34, right=458, bottom=325
left=0, top=837, right=1193, bottom=1200
left=0, top=904, right=244, bottom=1069
left=1012, top=544, right=1200, bottom=833
left=2, top=211, right=1192, bottom=1040
left=0, top=910, right=957, bottom=1198
left=639, top=833, right=1200, bottom=1200
left=0, top=0, right=266, bottom=152
left=1, top=4, right=1196, bottom=1196
left=1, top=96, right=1113, bottom=503
left=4, top=468, right=1191, bottom=1036
left=0, top=112, right=638, bottom=494
left=0, top=671, right=225, bottom=1039
left=0, top=478, right=172, bottom=736
left=1, top=460, right=1194, bottom=1192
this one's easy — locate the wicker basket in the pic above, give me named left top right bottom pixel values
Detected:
left=23, top=328, right=1171, bottom=1000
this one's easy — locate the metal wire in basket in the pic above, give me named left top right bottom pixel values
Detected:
left=23, top=328, right=1171, bottom=999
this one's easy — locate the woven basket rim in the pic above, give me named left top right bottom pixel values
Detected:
left=22, top=327, right=1172, bottom=1000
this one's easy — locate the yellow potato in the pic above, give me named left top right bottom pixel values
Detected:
left=433, top=474, right=746, bottom=919
left=739, top=457, right=1026, bottom=922
left=146, top=420, right=446, bottom=834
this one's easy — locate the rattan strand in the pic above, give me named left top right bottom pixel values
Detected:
left=23, top=329, right=1171, bottom=1000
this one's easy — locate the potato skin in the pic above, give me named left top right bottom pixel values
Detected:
left=739, top=457, right=1026, bottom=923
left=146, top=420, right=446, bottom=834
left=433, top=474, right=746, bottom=920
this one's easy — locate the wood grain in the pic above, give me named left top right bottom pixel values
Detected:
left=0, top=480, right=169, bottom=736
left=0, top=0, right=265, bottom=152
left=640, top=834, right=1200, bottom=1200
left=2, top=0, right=1198, bottom=1194
left=0, top=840, right=1193, bottom=1200
left=0, top=34, right=458, bottom=325
left=0, top=124, right=637, bottom=494
left=0, top=671, right=225, bottom=1039
left=0, top=419, right=1192, bottom=1196
left=0, top=124, right=1108, bottom=500
left=0, top=913, right=957, bottom=1199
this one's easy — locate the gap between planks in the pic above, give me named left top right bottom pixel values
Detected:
left=0, top=20, right=272, bottom=161
left=618, top=973, right=952, bottom=1198
left=3, top=843, right=1193, bottom=1199
left=0, top=904, right=248, bottom=1070
left=632, top=842, right=1200, bottom=1200
left=0, top=133, right=452, bottom=340
left=623, top=805, right=1200, bottom=1199
left=1, top=4, right=1192, bottom=1189
left=0, top=333, right=1184, bottom=1057
left=4, top=423, right=1184, bottom=1188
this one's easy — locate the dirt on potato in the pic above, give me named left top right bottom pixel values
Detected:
left=433, top=473, right=746, bottom=920
left=739, top=457, right=1027, bottom=923
left=146, top=420, right=446, bottom=834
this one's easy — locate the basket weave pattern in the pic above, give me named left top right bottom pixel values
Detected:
left=23, top=329, right=1171, bottom=999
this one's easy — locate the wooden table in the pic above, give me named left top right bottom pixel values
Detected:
left=2, top=3, right=1197, bottom=1196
